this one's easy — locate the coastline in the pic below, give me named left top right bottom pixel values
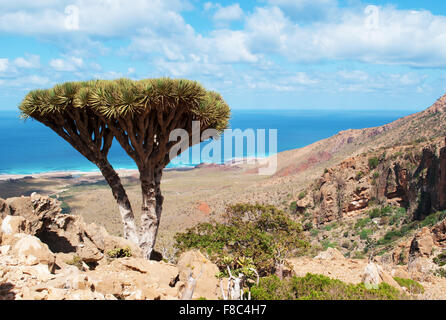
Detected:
left=0, top=156, right=273, bottom=182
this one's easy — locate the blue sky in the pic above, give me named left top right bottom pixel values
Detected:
left=0, top=0, right=445, bottom=111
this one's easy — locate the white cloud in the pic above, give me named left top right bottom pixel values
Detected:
left=49, top=56, right=83, bottom=71
left=213, top=4, right=244, bottom=22
left=267, top=0, right=338, bottom=22
left=0, top=0, right=190, bottom=36
left=0, top=59, right=9, bottom=72
left=14, top=55, right=40, bottom=68
left=244, top=5, right=446, bottom=67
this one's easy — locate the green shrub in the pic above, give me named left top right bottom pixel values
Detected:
left=356, top=171, right=365, bottom=181
left=304, top=222, right=313, bottom=231
left=355, top=218, right=371, bottom=230
left=368, top=157, right=379, bottom=170
left=107, top=246, right=132, bottom=259
left=250, top=274, right=403, bottom=300
left=66, top=255, right=83, bottom=270
left=289, top=201, right=297, bottom=213
left=322, top=240, right=337, bottom=250
left=393, top=277, right=424, bottom=294
left=298, top=191, right=307, bottom=200
left=359, top=229, right=373, bottom=240
left=175, top=203, right=309, bottom=276
left=433, top=252, right=446, bottom=267
left=434, top=269, right=446, bottom=278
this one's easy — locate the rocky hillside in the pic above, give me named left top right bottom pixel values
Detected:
left=294, top=136, right=446, bottom=226
left=3, top=193, right=446, bottom=300
left=0, top=194, right=223, bottom=300
left=281, top=95, right=446, bottom=270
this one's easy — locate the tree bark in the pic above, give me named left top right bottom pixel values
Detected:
left=96, top=159, right=139, bottom=245
left=139, top=168, right=157, bottom=259
left=138, top=165, right=164, bottom=260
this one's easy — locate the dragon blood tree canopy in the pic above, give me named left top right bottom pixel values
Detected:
left=19, top=78, right=230, bottom=167
left=19, top=78, right=231, bottom=259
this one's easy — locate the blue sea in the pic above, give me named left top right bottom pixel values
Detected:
left=0, top=109, right=415, bottom=175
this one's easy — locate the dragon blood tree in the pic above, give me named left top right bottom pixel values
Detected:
left=20, top=78, right=231, bottom=259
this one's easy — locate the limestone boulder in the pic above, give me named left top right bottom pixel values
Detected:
left=0, top=197, right=12, bottom=218
left=177, top=250, right=221, bottom=300
left=1, top=216, right=31, bottom=235
left=410, top=227, right=435, bottom=258
left=11, top=234, right=55, bottom=269
left=314, top=248, right=345, bottom=261
left=362, top=262, right=402, bottom=292
left=408, top=257, right=437, bottom=281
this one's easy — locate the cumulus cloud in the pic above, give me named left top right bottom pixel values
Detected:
left=267, top=0, right=338, bottom=22
left=244, top=5, right=446, bottom=67
left=0, top=0, right=190, bottom=36
left=14, top=55, right=40, bottom=69
left=0, top=59, right=9, bottom=72
left=213, top=3, right=244, bottom=22
left=49, top=56, right=83, bottom=72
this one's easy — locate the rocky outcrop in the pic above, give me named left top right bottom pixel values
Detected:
left=1, top=194, right=142, bottom=265
left=362, top=262, right=402, bottom=291
left=0, top=194, right=225, bottom=300
left=296, top=137, right=446, bottom=226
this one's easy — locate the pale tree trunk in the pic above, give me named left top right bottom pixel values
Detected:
left=139, top=169, right=159, bottom=260
left=139, top=166, right=164, bottom=260
left=97, top=159, right=139, bottom=244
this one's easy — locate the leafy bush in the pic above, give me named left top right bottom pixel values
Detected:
left=250, top=274, right=403, bottom=300
left=377, top=211, right=446, bottom=246
left=289, top=201, right=297, bottom=213
left=174, top=204, right=309, bottom=276
left=322, top=240, right=337, bottom=250
left=356, top=171, right=365, bottom=181
left=434, top=269, right=446, bottom=278
left=359, top=229, right=373, bottom=240
left=355, top=218, right=371, bottom=230
left=298, top=191, right=307, bottom=200
left=66, top=255, right=83, bottom=270
left=393, top=277, right=424, bottom=294
left=368, top=157, right=379, bottom=170
left=433, top=252, right=446, bottom=267
left=107, top=247, right=132, bottom=259
left=303, top=222, right=313, bottom=231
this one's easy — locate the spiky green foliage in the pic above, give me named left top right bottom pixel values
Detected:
left=19, top=78, right=230, bottom=134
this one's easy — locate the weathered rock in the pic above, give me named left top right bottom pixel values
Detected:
left=177, top=250, right=221, bottom=300
left=410, top=227, right=435, bottom=258
left=408, top=257, right=437, bottom=280
left=0, top=198, right=11, bottom=218
left=66, top=289, right=105, bottom=300
left=1, top=216, right=30, bottom=235
left=362, top=262, right=402, bottom=291
left=314, top=248, right=345, bottom=261
left=83, top=222, right=142, bottom=258
left=22, top=264, right=55, bottom=282
left=11, top=234, right=55, bottom=269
